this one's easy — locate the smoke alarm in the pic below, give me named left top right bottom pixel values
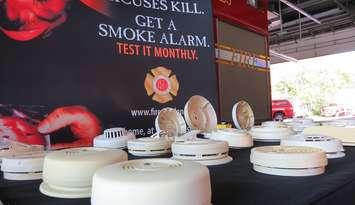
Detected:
left=0, top=138, right=44, bottom=164
left=249, top=121, right=295, bottom=142
left=285, top=118, right=320, bottom=133
left=205, top=101, right=254, bottom=148
left=171, top=96, right=232, bottom=165
left=205, top=128, right=253, bottom=148
left=172, top=138, right=232, bottom=166
left=39, top=147, right=127, bottom=198
left=261, top=121, right=287, bottom=128
left=322, top=119, right=355, bottom=127
left=155, top=107, right=186, bottom=137
left=281, top=135, right=345, bottom=159
left=93, top=128, right=135, bottom=149
left=250, top=146, right=328, bottom=176
left=1, top=151, right=46, bottom=180
left=127, top=131, right=173, bottom=157
left=303, top=126, right=355, bottom=146
left=184, top=95, right=217, bottom=132
left=91, top=159, right=212, bottom=205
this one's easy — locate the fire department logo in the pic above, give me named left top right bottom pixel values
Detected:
left=144, top=66, right=179, bottom=104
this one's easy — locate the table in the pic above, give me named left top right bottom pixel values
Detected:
left=2, top=143, right=355, bottom=205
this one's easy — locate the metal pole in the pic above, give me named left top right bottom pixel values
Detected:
left=280, top=0, right=322, bottom=24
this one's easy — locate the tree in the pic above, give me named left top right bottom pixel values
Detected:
left=275, top=67, right=354, bottom=115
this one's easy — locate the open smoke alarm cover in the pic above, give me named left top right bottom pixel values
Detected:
left=128, top=131, right=173, bottom=157
left=155, top=107, right=186, bottom=137
left=172, top=138, right=232, bottom=166
left=1, top=151, right=46, bottom=180
left=250, top=146, right=327, bottom=176
left=0, top=138, right=44, bottom=164
left=285, top=118, right=320, bottom=133
left=91, top=159, right=212, bottom=205
left=250, top=121, right=295, bottom=142
left=206, top=100, right=254, bottom=148
left=232, top=100, right=254, bottom=130
left=281, top=135, right=345, bottom=159
left=303, top=126, right=355, bottom=146
left=184, top=95, right=217, bottom=132
left=93, top=128, right=135, bottom=149
left=39, top=147, right=127, bottom=198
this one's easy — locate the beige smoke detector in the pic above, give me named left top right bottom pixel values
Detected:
left=250, top=121, right=295, bottom=142
left=172, top=96, right=232, bottom=165
left=39, top=147, right=127, bottom=198
left=127, top=131, right=173, bottom=157
left=303, top=125, right=355, bottom=146
left=0, top=138, right=44, bottom=164
left=285, top=118, right=320, bottom=133
left=1, top=151, right=46, bottom=180
left=172, top=138, right=232, bottom=166
left=281, top=134, right=345, bottom=159
left=91, top=159, right=212, bottom=205
left=250, top=146, right=327, bottom=176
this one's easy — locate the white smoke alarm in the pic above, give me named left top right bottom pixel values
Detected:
left=127, top=132, right=173, bottom=157
left=91, top=159, right=212, bottom=205
left=205, top=101, right=254, bottom=148
left=205, top=128, right=253, bottom=148
left=322, top=119, right=355, bottom=127
left=285, top=118, right=320, bottom=133
left=93, top=128, right=135, bottom=149
left=250, top=121, right=295, bottom=142
left=281, top=135, right=345, bottom=159
left=1, top=151, right=46, bottom=180
left=155, top=107, right=186, bottom=137
left=250, top=146, right=328, bottom=176
left=0, top=138, right=44, bottom=164
left=303, top=126, right=355, bottom=146
left=171, top=96, right=232, bottom=166
left=172, top=138, right=232, bottom=166
left=127, top=108, right=185, bottom=157
left=39, top=147, right=127, bottom=198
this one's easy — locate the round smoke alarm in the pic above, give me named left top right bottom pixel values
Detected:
left=205, top=128, right=253, bottom=148
left=285, top=118, right=320, bottom=133
left=232, top=100, right=254, bottom=130
left=303, top=126, right=355, bottom=146
left=127, top=132, right=173, bottom=157
left=91, top=159, right=212, bottom=205
left=184, top=95, right=217, bottom=132
left=322, top=119, right=355, bottom=127
left=249, top=121, right=295, bottom=142
left=1, top=151, right=46, bottom=180
left=281, top=135, right=345, bottom=159
left=155, top=107, right=186, bottom=137
left=0, top=138, right=44, bottom=164
left=39, top=147, right=128, bottom=198
left=94, top=128, right=135, bottom=149
left=172, top=138, right=232, bottom=166
left=250, top=146, right=328, bottom=176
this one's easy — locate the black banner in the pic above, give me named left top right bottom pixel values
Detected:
left=0, top=0, right=217, bottom=148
